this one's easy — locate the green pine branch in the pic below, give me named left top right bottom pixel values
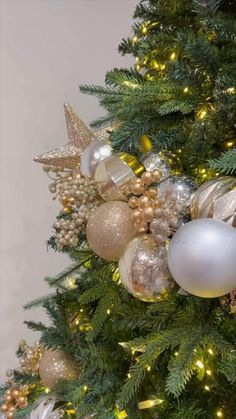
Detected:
left=208, top=149, right=236, bottom=174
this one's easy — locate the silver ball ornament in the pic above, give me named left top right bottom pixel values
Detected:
left=158, top=176, right=198, bottom=212
left=80, top=139, right=113, bottom=177
left=119, top=236, right=174, bottom=301
left=167, top=219, right=236, bottom=298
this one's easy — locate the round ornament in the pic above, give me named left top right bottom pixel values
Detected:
left=39, top=350, right=79, bottom=389
left=167, top=219, right=236, bottom=298
left=119, top=235, right=174, bottom=301
left=142, top=151, right=181, bottom=180
left=95, top=152, right=145, bottom=201
left=80, top=139, right=113, bottom=178
left=158, top=175, right=198, bottom=212
left=190, top=176, right=236, bottom=227
left=86, top=201, right=137, bottom=261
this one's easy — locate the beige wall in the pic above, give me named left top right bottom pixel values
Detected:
left=0, top=0, right=136, bottom=379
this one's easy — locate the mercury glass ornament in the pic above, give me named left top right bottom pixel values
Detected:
left=86, top=201, right=137, bottom=261
left=142, top=151, right=181, bottom=180
left=95, top=152, right=145, bottom=201
left=158, top=175, right=198, bottom=212
left=39, top=350, right=79, bottom=389
left=80, top=139, right=113, bottom=177
left=167, top=219, right=236, bottom=298
left=119, top=236, right=174, bottom=301
left=190, top=176, right=236, bottom=227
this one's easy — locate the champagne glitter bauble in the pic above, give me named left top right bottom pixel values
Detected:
left=95, top=152, right=144, bottom=201
left=190, top=176, right=236, bottom=227
left=158, top=176, right=198, bottom=212
left=86, top=201, right=137, bottom=261
left=80, top=139, right=113, bottom=177
left=167, top=219, right=236, bottom=298
left=142, top=151, right=181, bottom=180
left=119, top=236, right=173, bottom=301
left=39, top=350, right=79, bottom=389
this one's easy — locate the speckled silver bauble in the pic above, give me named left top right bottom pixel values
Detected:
left=86, top=201, right=137, bottom=261
left=167, top=219, right=236, bottom=298
left=80, top=139, right=113, bottom=177
left=39, top=350, right=79, bottom=389
left=119, top=235, right=174, bottom=301
left=141, top=151, right=181, bottom=180
left=158, top=175, right=198, bottom=212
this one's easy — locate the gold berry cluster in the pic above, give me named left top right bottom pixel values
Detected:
left=18, top=340, right=44, bottom=375
left=1, top=380, right=32, bottom=419
left=123, top=170, right=181, bottom=244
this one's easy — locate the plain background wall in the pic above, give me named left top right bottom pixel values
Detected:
left=0, top=0, right=137, bottom=379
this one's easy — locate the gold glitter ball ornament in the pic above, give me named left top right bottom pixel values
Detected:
left=39, top=349, right=80, bottom=389
left=119, top=235, right=174, bottom=302
left=86, top=201, right=137, bottom=261
left=190, top=176, right=236, bottom=227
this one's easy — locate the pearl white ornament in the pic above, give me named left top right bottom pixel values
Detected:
left=167, top=219, right=236, bottom=298
left=80, top=140, right=112, bottom=177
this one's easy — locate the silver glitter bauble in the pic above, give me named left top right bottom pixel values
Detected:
left=80, top=139, right=113, bottom=178
left=141, top=151, right=181, bottom=180
left=167, top=219, right=236, bottom=298
left=119, top=236, right=174, bottom=302
left=158, top=176, right=198, bottom=212
left=86, top=201, right=137, bottom=261
left=39, top=350, right=79, bottom=389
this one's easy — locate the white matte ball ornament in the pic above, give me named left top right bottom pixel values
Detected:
left=167, top=219, right=236, bottom=298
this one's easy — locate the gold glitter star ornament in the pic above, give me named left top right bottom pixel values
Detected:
left=34, top=103, right=96, bottom=169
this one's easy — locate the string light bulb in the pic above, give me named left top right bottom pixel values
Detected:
left=204, top=385, right=210, bottom=391
left=133, top=36, right=138, bottom=44
left=183, top=87, right=189, bottom=93
left=196, top=360, right=204, bottom=369
left=206, top=369, right=212, bottom=376
left=208, top=348, right=214, bottom=355
left=170, top=52, right=176, bottom=60
left=107, top=308, right=111, bottom=315
left=216, top=410, right=223, bottom=417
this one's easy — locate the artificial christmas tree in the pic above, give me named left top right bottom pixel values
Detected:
left=1, top=1, right=236, bottom=418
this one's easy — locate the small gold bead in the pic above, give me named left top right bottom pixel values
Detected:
left=142, top=207, right=154, bottom=222
left=12, top=389, right=20, bottom=398
left=128, top=197, right=139, bottom=208
left=139, top=195, right=151, bottom=207
left=152, top=170, right=162, bottom=182
left=141, top=171, right=153, bottom=186
left=132, top=209, right=142, bottom=221
left=132, top=183, right=145, bottom=195
left=1, top=403, right=8, bottom=412
left=17, top=396, right=27, bottom=405
left=4, top=395, right=12, bottom=403
left=147, top=188, right=158, bottom=199
left=5, top=390, right=12, bottom=396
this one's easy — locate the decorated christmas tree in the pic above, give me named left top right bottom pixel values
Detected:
left=1, top=1, right=236, bottom=418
